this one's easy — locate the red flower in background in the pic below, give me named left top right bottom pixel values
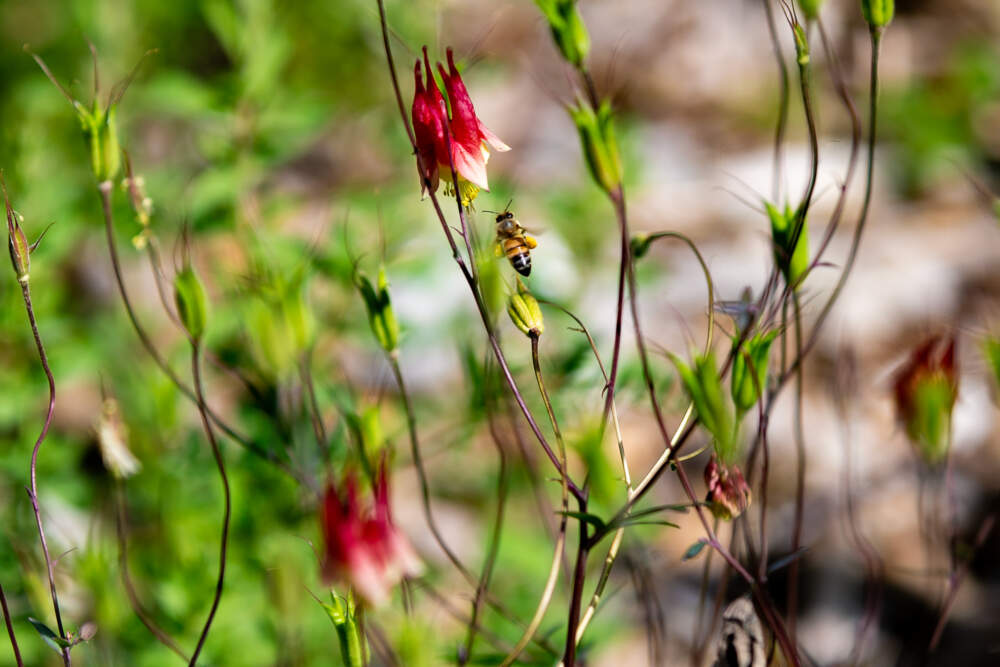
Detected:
left=411, top=47, right=509, bottom=199
left=892, top=335, right=958, bottom=464
left=704, top=455, right=751, bottom=521
left=320, top=461, right=422, bottom=606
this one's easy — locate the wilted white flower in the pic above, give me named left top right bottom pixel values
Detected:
left=96, top=399, right=141, bottom=479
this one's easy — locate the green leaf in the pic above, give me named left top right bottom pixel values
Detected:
left=682, top=541, right=708, bottom=562
left=28, top=617, right=71, bottom=652
left=556, top=510, right=606, bottom=532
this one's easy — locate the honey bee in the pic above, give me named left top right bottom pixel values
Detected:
left=493, top=207, right=537, bottom=276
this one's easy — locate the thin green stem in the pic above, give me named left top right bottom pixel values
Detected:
left=762, top=0, right=790, bottom=203
left=188, top=341, right=232, bottom=666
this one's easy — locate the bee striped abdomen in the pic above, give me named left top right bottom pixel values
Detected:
left=504, top=238, right=532, bottom=276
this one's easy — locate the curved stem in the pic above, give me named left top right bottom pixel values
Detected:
left=19, top=283, right=70, bottom=667
left=97, top=182, right=288, bottom=474
left=1, top=583, right=23, bottom=667
left=187, top=341, right=232, bottom=666
left=787, top=292, right=806, bottom=640
left=114, top=482, right=189, bottom=662
left=462, top=402, right=510, bottom=664
left=762, top=0, right=790, bottom=203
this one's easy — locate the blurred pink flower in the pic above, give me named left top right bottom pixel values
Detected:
left=320, top=462, right=422, bottom=606
left=704, top=455, right=751, bottom=521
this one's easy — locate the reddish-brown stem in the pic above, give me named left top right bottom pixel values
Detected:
left=929, top=515, right=996, bottom=651
left=0, top=583, right=23, bottom=667
left=114, top=482, right=190, bottom=661
left=187, top=341, right=231, bottom=666
left=19, top=283, right=71, bottom=667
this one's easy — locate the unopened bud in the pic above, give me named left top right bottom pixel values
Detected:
left=731, top=331, right=778, bottom=415
left=174, top=266, right=210, bottom=340
left=86, top=108, right=121, bottom=184
left=535, top=0, right=590, bottom=68
left=797, top=0, right=823, bottom=20
left=793, top=24, right=810, bottom=66
left=507, top=282, right=544, bottom=338
left=671, top=351, right=739, bottom=464
left=861, top=0, right=894, bottom=29
left=765, top=201, right=809, bottom=288
left=893, top=336, right=957, bottom=465
left=7, top=210, right=30, bottom=284
left=356, top=266, right=400, bottom=355
left=569, top=100, right=623, bottom=194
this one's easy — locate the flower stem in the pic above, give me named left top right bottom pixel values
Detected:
left=187, top=341, right=232, bottom=666
left=0, top=583, right=23, bottom=667
left=762, top=0, right=790, bottom=203
left=19, top=282, right=70, bottom=667
left=787, top=292, right=806, bottom=640
left=114, top=482, right=190, bottom=662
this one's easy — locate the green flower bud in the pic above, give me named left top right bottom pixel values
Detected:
left=30, top=48, right=150, bottom=184
left=793, top=24, right=810, bottom=66
left=797, top=0, right=823, bottom=20
left=356, top=266, right=399, bottom=355
left=569, top=100, right=623, bottom=194
left=861, top=0, right=894, bottom=28
left=174, top=266, right=210, bottom=340
left=84, top=105, right=121, bottom=183
left=507, top=282, right=545, bottom=338
left=7, top=209, right=30, bottom=284
left=320, top=590, right=369, bottom=667
left=535, top=0, right=590, bottom=68
left=671, top=351, right=739, bottom=464
left=730, top=331, right=778, bottom=415
left=765, top=201, right=809, bottom=288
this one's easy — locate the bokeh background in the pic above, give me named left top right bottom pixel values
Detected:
left=1, top=0, right=999, bottom=664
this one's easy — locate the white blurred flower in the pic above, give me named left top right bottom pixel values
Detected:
left=96, top=399, right=141, bottom=479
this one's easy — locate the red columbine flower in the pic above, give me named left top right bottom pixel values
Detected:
left=320, top=462, right=422, bottom=607
left=412, top=47, right=449, bottom=197
left=436, top=48, right=510, bottom=192
left=704, top=455, right=751, bottom=521
left=411, top=47, right=510, bottom=202
left=892, top=335, right=958, bottom=465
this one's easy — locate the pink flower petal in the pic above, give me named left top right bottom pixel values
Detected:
left=479, top=121, right=510, bottom=152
